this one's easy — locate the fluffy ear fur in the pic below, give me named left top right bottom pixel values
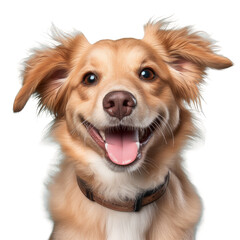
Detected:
left=143, top=21, right=233, bottom=104
left=13, top=33, right=89, bottom=117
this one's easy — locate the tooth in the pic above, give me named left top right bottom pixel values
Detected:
left=99, top=130, right=105, bottom=141
left=105, top=143, right=108, bottom=150
left=136, top=142, right=140, bottom=150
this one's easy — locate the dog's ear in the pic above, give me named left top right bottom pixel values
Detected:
left=13, top=33, right=89, bottom=117
left=143, top=21, right=233, bottom=104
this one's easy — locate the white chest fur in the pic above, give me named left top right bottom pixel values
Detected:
left=106, top=203, right=156, bottom=240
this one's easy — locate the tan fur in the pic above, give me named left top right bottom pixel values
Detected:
left=14, top=21, right=232, bottom=240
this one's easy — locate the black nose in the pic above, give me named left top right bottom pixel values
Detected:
left=103, top=91, right=137, bottom=120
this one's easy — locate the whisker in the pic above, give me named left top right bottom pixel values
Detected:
left=151, top=110, right=175, bottom=147
left=138, top=162, right=150, bottom=175
left=151, top=120, right=168, bottom=144
left=144, top=156, right=161, bottom=171
left=158, top=114, right=175, bottom=146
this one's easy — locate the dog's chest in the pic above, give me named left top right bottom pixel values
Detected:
left=106, top=204, right=156, bottom=240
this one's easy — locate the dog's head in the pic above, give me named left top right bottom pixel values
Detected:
left=14, top=22, right=232, bottom=173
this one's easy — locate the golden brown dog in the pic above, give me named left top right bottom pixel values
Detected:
left=13, top=21, right=232, bottom=239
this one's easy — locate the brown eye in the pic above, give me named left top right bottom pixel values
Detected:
left=139, top=68, right=155, bottom=81
left=83, top=73, right=98, bottom=85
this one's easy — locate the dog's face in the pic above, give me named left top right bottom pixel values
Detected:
left=65, top=38, right=179, bottom=171
left=13, top=22, right=232, bottom=173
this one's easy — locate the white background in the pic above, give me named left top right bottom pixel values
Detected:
left=1, top=0, right=239, bottom=239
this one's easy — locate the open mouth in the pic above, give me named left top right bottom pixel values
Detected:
left=81, top=117, right=161, bottom=167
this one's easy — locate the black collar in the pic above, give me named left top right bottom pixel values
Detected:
left=77, top=171, right=170, bottom=212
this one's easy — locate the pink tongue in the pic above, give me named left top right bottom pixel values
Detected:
left=105, top=129, right=139, bottom=165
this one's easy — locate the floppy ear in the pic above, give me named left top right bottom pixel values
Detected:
left=143, top=21, right=233, bottom=104
left=13, top=33, right=89, bottom=117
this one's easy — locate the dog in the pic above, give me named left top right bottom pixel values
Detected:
left=13, top=21, right=232, bottom=240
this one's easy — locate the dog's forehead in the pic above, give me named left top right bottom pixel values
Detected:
left=84, top=38, right=156, bottom=66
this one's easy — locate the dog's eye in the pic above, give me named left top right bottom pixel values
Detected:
left=83, top=73, right=98, bottom=85
left=139, top=68, right=155, bottom=81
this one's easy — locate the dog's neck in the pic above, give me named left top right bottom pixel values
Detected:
left=76, top=171, right=170, bottom=212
